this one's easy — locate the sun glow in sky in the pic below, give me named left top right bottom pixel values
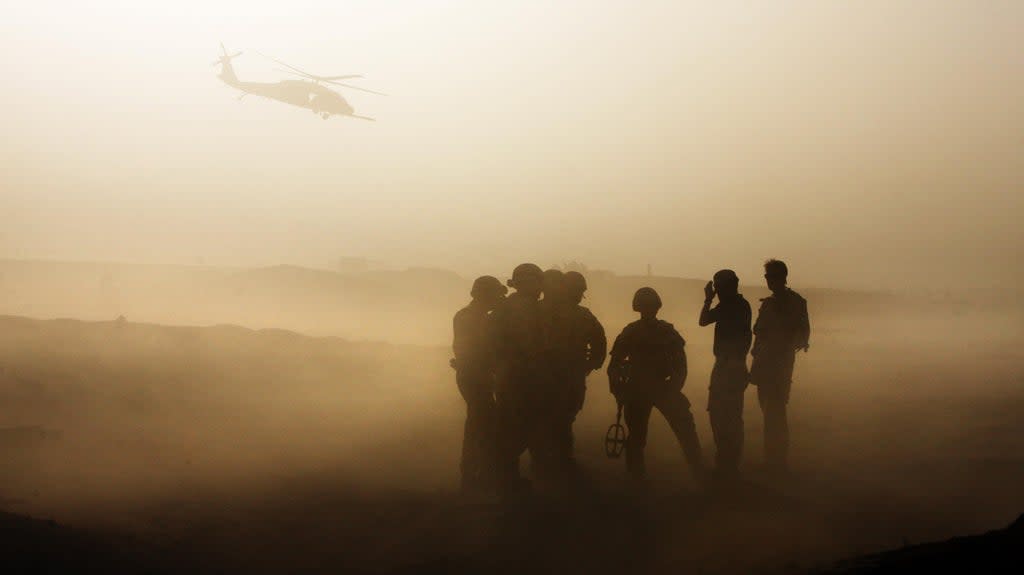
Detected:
left=1, top=1, right=1021, bottom=290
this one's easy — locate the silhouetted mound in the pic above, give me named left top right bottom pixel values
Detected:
left=0, top=511, right=172, bottom=574
left=822, top=514, right=1024, bottom=574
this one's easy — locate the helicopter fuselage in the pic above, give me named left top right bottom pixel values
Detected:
left=221, top=73, right=354, bottom=119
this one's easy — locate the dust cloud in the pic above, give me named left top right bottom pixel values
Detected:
left=1, top=1, right=1023, bottom=572
left=0, top=260, right=1021, bottom=573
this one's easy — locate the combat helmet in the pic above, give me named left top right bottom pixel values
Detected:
left=470, top=275, right=508, bottom=299
left=508, top=263, right=544, bottom=288
left=563, top=271, right=587, bottom=295
left=632, top=287, right=662, bottom=312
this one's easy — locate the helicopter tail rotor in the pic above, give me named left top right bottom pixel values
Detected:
left=213, top=43, right=242, bottom=66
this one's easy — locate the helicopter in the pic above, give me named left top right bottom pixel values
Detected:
left=214, top=43, right=384, bottom=120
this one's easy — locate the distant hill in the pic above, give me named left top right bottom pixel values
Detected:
left=0, top=259, right=1016, bottom=346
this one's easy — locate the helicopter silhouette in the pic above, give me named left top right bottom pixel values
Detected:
left=214, top=44, right=384, bottom=120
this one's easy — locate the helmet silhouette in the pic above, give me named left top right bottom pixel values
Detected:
left=632, top=287, right=662, bottom=312
left=564, top=271, right=587, bottom=294
left=470, top=275, right=507, bottom=299
left=508, top=263, right=544, bottom=288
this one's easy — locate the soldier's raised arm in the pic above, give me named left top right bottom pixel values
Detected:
left=699, top=280, right=718, bottom=326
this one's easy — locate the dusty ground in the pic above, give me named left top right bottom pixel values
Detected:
left=0, top=308, right=1021, bottom=574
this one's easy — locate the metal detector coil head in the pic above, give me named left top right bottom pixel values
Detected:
left=604, top=404, right=628, bottom=459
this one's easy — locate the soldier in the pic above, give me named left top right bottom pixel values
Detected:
left=559, top=271, right=606, bottom=467
left=491, top=263, right=549, bottom=493
left=749, top=259, right=810, bottom=474
left=698, top=269, right=752, bottom=482
left=607, top=287, right=703, bottom=483
left=451, top=275, right=507, bottom=492
left=532, top=268, right=568, bottom=483
left=539, top=270, right=607, bottom=481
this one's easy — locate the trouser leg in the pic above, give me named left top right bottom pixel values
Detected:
left=656, top=391, right=704, bottom=475
left=457, top=376, right=496, bottom=489
left=495, top=393, right=528, bottom=491
left=751, top=356, right=794, bottom=471
left=518, top=380, right=561, bottom=484
left=465, top=394, right=497, bottom=487
left=623, top=401, right=653, bottom=479
left=562, top=377, right=585, bottom=465
left=541, top=412, right=574, bottom=480
left=709, top=359, right=749, bottom=476
left=757, top=382, right=790, bottom=470
left=530, top=378, right=580, bottom=487
left=460, top=406, right=478, bottom=486
left=760, top=396, right=788, bottom=469
left=709, top=395, right=744, bottom=474
left=708, top=363, right=746, bottom=476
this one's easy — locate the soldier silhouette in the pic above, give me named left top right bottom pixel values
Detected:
left=749, top=259, right=810, bottom=474
left=532, top=268, right=568, bottom=484
left=560, top=271, right=606, bottom=468
left=451, top=275, right=507, bottom=492
left=698, top=269, right=752, bottom=483
left=607, top=287, right=704, bottom=484
left=491, top=263, right=550, bottom=494
left=541, top=270, right=606, bottom=482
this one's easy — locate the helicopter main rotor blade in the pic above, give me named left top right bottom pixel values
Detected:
left=257, top=50, right=381, bottom=92
left=255, top=51, right=317, bottom=80
left=324, top=80, right=388, bottom=96
left=275, top=67, right=365, bottom=84
left=274, top=68, right=328, bottom=84
left=275, top=68, right=318, bottom=79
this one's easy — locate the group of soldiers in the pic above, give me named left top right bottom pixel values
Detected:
left=450, top=259, right=809, bottom=494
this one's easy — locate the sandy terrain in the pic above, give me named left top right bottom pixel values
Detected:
left=0, top=265, right=1021, bottom=573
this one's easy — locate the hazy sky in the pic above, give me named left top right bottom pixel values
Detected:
left=1, top=1, right=1021, bottom=290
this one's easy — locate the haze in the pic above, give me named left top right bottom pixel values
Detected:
left=2, top=3, right=1024, bottom=572
left=2, top=1, right=1022, bottom=290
